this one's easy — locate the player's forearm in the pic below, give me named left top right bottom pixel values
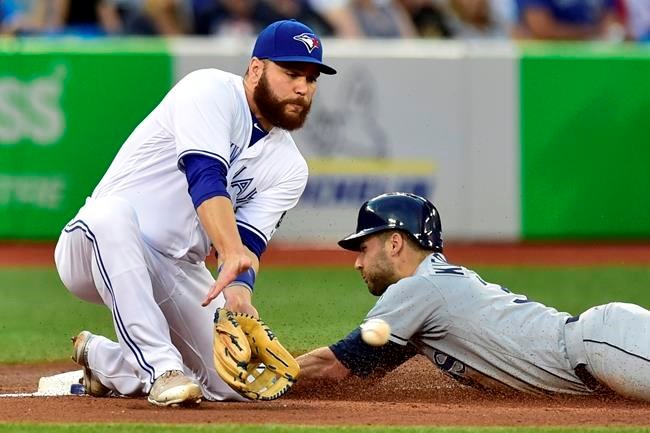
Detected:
left=197, top=196, right=246, bottom=259
left=198, top=196, right=256, bottom=307
left=297, top=347, right=351, bottom=381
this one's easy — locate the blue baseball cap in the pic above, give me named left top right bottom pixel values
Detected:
left=252, top=19, right=337, bottom=75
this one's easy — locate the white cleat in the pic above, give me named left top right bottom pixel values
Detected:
left=147, top=370, right=202, bottom=407
left=71, top=331, right=111, bottom=397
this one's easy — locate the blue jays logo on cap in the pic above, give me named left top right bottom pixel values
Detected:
left=293, top=33, right=320, bottom=53
left=252, top=20, right=337, bottom=75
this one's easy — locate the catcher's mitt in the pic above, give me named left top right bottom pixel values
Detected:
left=213, top=308, right=299, bottom=400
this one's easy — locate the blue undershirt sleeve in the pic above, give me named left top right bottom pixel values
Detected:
left=237, top=224, right=266, bottom=259
left=329, top=328, right=419, bottom=377
left=183, top=153, right=268, bottom=259
left=182, top=153, right=230, bottom=209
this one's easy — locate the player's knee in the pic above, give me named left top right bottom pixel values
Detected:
left=54, top=234, right=77, bottom=294
left=54, top=231, right=103, bottom=303
left=60, top=269, right=103, bottom=304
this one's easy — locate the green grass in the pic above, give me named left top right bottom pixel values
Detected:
left=1, top=266, right=650, bottom=363
left=3, top=266, right=650, bottom=431
left=1, top=426, right=650, bottom=433
left=470, top=266, right=650, bottom=315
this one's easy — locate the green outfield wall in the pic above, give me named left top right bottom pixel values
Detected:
left=0, top=39, right=648, bottom=241
left=520, top=44, right=650, bottom=239
left=0, top=39, right=171, bottom=238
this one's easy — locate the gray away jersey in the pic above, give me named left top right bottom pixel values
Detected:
left=366, top=253, right=590, bottom=395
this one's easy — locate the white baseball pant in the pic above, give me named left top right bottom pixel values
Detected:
left=54, top=195, right=244, bottom=401
left=565, top=302, right=650, bottom=400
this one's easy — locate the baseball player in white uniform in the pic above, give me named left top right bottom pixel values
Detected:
left=298, top=193, right=650, bottom=401
left=54, top=19, right=336, bottom=406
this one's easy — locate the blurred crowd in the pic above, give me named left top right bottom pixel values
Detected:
left=1, top=0, right=648, bottom=42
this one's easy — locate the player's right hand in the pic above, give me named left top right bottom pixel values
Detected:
left=202, top=254, right=252, bottom=307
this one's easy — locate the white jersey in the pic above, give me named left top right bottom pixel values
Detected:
left=367, top=253, right=589, bottom=395
left=92, top=69, right=308, bottom=261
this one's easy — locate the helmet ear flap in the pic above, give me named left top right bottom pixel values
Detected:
left=338, top=192, right=443, bottom=252
left=422, top=202, right=444, bottom=252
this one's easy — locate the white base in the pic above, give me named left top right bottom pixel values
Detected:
left=0, top=370, right=83, bottom=398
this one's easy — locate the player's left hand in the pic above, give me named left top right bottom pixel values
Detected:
left=213, top=308, right=299, bottom=400
left=223, top=284, right=258, bottom=318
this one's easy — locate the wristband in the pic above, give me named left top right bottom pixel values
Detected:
left=227, top=268, right=256, bottom=293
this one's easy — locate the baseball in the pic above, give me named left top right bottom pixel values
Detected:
left=360, top=318, right=391, bottom=346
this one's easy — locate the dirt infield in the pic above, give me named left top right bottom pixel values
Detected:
left=1, top=242, right=650, bottom=426
left=1, top=357, right=649, bottom=426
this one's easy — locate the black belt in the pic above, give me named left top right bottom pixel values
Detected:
left=574, top=364, right=603, bottom=391
left=565, top=315, right=612, bottom=393
left=566, top=314, right=580, bottom=324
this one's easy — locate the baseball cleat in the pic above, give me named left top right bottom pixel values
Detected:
left=147, top=370, right=202, bottom=407
left=71, top=330, right=111, bottom=397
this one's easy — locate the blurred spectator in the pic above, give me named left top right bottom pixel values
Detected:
left=307, top=0, right=363, bottom=37
left=112, top=0, right=192, bottom=35
left=398, top=0, right=452, bottom=38
left=350, top=0, right=417, bottom=37
left=514, top=0, right=621, bottom=40
left=5, top=0, right=648, bottom=41
left=618, top=0, right=650, bottom=41
left=48, top=0, right=122, bottom=36
left=145, top=0, right=191, bottom=34
left=444, top=0, right=515, bottom=38
left=265, top=0, right=334, bottom=36
left=0, top=0, right=49, bottom=35
left=193, top=0, right=278, bottom=36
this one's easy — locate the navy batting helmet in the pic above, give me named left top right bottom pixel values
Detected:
left=338, top=192, right=443, bottom=252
